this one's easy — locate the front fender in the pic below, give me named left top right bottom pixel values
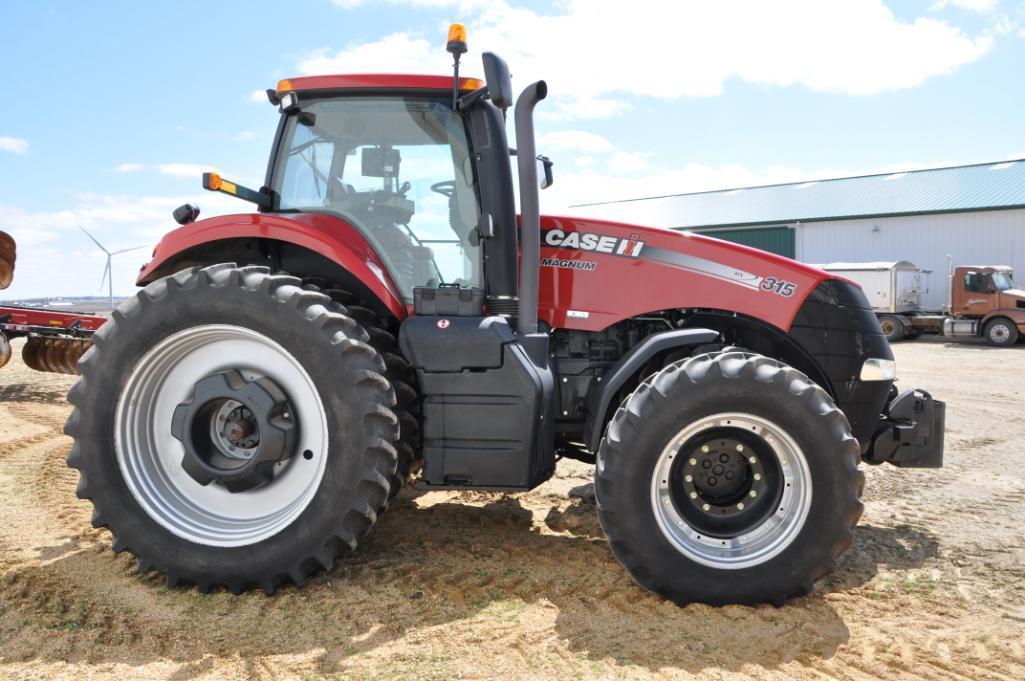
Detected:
left=583, top=327, right=720, bottom=451
left=981, top=308, right=1025, bottom=331
left=138, top=212, right=406, bottom=319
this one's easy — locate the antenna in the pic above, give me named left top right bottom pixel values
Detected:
left=78, top=226, right=148, bottom=309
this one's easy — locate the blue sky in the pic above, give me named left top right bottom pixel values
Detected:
left=2, top=0, right=1024, bottom=298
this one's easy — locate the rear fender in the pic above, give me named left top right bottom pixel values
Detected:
left=138, top=213, right=406, bottom=319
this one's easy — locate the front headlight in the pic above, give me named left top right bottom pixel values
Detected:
left=860, top=358, right=897, bottom=381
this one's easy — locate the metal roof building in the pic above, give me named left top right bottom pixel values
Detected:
left=579, top=159, right=1025, bottom=308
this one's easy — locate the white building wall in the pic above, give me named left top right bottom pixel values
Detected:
left=794, top=208, right=1025, bottom=309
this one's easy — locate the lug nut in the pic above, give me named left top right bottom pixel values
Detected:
left=689, top=492, right=698, bottom=499
left=748, top=456, right=757, bottom=464
left=701, top=445, right=710, bottom=453
left=749, top=490, right=757, bottom=498
left=754, top=473, right=762, bottom=481
left=736, top=444, right=744, bottom=452
left=684, top=474, right=693, bottom=482
left=736, top=502, right=745, bottom=510
left=688, top=458, right=697, bottom=466
left=702, top=503, right=711, bottom=511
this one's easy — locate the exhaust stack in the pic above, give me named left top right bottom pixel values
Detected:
left=513, top=80, right=548, bottom=336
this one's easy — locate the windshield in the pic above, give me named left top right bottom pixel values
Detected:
left=270, top=96, right=479, bottom=301
left=992, top=272, right=1014, bottom=291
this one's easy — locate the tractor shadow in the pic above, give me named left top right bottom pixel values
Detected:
left=0, top=491, right=938, bottom=675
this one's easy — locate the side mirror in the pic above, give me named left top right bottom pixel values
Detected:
left=536, top=155, right=554, bottom=190
left=482, top=52, right=513, bottom=110
left=172, top=203, right=200, bottom=225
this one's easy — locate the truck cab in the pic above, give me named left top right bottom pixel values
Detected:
left=948, top=265, right=1025, bottom=346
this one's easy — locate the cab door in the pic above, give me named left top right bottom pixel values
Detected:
left=957, top=270, right=997, bottom=317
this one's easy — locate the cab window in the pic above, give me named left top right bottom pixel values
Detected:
left=271, top=96, right=479, bottom=301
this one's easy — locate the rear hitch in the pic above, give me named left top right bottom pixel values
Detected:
left=864, top=388, right=945, bottom=468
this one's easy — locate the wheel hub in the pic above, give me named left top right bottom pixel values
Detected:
left=171, top=369, right=298, bottom=493
left=669, top=428, right=783, bottom=539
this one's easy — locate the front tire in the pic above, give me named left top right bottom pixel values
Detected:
left=595, top=352, right=863, bottom=606
left=984, top=317, right=1019, bottom=347
left=64, top=264, right=399, bottom=594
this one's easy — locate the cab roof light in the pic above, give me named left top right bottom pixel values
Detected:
left=446, top=24, right=468, bottom=56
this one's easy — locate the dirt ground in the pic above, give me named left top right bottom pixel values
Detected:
left=0, top=336, right=1023, bottom=680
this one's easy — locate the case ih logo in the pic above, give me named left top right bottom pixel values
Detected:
left=544, top=229, right=645, bottom=258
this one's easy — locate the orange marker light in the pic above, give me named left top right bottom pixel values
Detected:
left=276, top=79, right=294, bottom=94
left=205, top=172, right=222, bottom=191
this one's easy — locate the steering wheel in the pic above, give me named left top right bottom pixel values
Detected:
left=430, top=180, right=456, bottom=198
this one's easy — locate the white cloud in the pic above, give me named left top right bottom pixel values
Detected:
left=302, top=0, right=993, bottom=120
left=0, top=136, right=29, bottom=154
left=115, top=162, right=145, bottom=173
left=932, top=0, right=1000, bottom=12
left=156, top=163, right=214, bottom=179
left=0, top=190, right=244, bottom=299
left=234, top=130, right=257, bottom=142
left=249, top=88, right=269, bottom=103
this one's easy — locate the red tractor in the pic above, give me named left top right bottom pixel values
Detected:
left=65, top=27, right=945, bottom=605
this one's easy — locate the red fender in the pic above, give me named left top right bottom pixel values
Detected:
left=137, top=213, right=407, bottom=319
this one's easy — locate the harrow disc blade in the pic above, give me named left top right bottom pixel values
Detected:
left=0, top=257, right=12, bottom=290
left=22, top=337, right=44, bottom=372
left=42, top=338, right=63, bottom=374
left=0, top=231, right=14, bottom=290
left=0, top=332, right=10, bottom=370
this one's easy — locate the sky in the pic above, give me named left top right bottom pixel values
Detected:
left=1, top=0, right=1024, bottom=299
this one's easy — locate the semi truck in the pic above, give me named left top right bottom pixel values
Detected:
left=817, top=261, right=1025, bottom=347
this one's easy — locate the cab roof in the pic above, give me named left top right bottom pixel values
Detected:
left=276, top=74, right=484, bottom=95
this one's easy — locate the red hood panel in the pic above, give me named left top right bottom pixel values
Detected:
left=538, top=214, right=832, bottom=332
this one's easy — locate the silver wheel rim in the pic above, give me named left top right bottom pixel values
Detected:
left=650, top=412, right=812, bottom=569
left=115, top=324, right=329, bottom=547
left=990, top=323, right=1010, bottom=343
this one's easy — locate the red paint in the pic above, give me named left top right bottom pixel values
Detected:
left=283, top=74, right=481, bottom=93
left=536, top=215, right=832, bottom=332
left=137, top=210, right=838, bottom=334
left=137, top=213, right=407, bottom=319
left=0, top=305, right=105, bottom=332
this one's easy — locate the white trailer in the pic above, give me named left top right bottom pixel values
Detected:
left=818, top=261, right=929, bottom=314
left=816, top=261, right=943, bottom=341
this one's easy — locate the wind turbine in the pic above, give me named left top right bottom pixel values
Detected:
left=78, top=227, right=149, bottom=309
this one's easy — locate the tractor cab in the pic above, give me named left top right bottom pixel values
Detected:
left=265, top=76, right=484, bottom=300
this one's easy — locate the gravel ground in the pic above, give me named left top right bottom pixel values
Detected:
left=0, top=335, right=1023, bottom=680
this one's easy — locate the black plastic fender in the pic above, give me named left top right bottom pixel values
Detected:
left=583, top=327, right=719, bottom=452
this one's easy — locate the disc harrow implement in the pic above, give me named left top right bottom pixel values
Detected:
left=21, top=336, right=91, bottom=375
left=1, top=304, right=104, bottom=376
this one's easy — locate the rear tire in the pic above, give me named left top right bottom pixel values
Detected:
left=878, top=314, right=904, bottom=342
left=595, top=352, right=863, bottom=606
left=984, top=317, right=1019, bottom=347
left=302, top=281, right=422, bottom=499
left=64, top=264, right=399, bottom=594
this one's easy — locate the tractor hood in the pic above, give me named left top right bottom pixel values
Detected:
left=537, top=214, right=836, bottom=332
